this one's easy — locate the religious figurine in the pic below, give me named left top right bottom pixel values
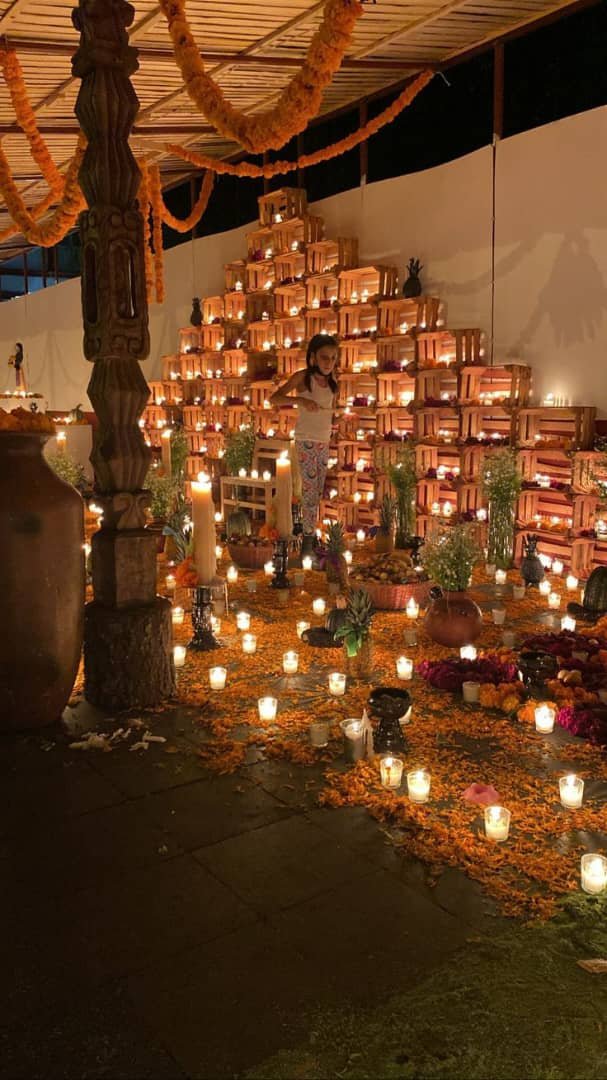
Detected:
left=190, top=298, right=203, bottom=327
left=402, top=258, right=423, bottom=298
left=8, top=342, right=25, bottom=391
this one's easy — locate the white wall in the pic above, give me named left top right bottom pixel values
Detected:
left=0, top=105, right=606, bottom=413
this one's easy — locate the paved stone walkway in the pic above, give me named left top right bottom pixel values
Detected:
left=2, top=701, right=501, bottom=1079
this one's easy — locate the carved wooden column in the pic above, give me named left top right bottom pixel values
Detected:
left=72, top=0, right=174, bottom=708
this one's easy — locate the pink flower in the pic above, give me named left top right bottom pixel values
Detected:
left=462, top=783, right=500, bottom=805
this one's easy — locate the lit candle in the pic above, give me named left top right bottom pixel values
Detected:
left=356, top=529, right=366, bottom=543
left=215, top=545, right=223, bottom=559
left=539, top=580, right=551, bottom=596
left=258, top=696, right=278, bottom=722
left=443, top=500, right=453, bottom=517
left=211, top=615, right=221, bottom=634
left=561, top=615, right=576, bottom=632
left=460, top=645, right=477, bottom=661
left=552, top=559, right=564, bottom=576
left=512, top=584, right=525, bottom=600
left=296, top=620, right=310, bottom=638
left=56, top=430, right=67, bottom=454
left=165, top=574, right=176, bottom=592
left=242, top=633, right=257, bottom=654
left=275, top=451, right=293, bottom=540
left=283, top=650, right=299, bottom=674
left=407, top=769, right=431, bottom=803
left=396, top=656, right=413, bottom=680
left=535, top=704, right=555, bottom=733
left=173, top=645, right=186, bottom=668
left=161, top=428, right=172, bottom=475
left=191, top=474, right=216, bottom=586
left=344, top=549, right=352, bottom=565
left=209, top=666, right=227, bottom=690
left=548, top=591, right=561, bottom=609
left=172, top=606, right=184, bottom=626
left=264, top=560, right=274, bottom=576
left=559, top=773, right=584, bottom=809
left=431, top=502, right=440, bottom=516
left=495, top=569, right=507, bottom=586
left=484, top=805, right=511, bottom=841
left=238, top=467, right=247, bottom=478
left=262, top=470, right=271, bottom=481
left=227, top=565, right=238, bottom=584
left=302, top=555, right=313, bottom=572
left=236, top=611, right=251, bottom=631
left=341, top=718, right=364, bottom=763
left=380, top=755, right=403, bottom=789
left=328, top=672, right=346, bottom=696
left=566, top=574, right=579, bottom=591
left=406, top=597, right=419, bottom=620
left=462, top=681, right=480, bottom=704
left=313, top=597, right=326, bottom=617
left=580, top=853, right=607, bottom=895
left=492, top=607, right=506, bottom=626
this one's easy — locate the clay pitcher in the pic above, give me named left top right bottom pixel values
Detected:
left=0, top=432, right=84, bottom=730
left=424, top=586, right=483, bottom=648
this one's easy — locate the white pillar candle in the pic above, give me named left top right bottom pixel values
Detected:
left=462, top=681, right=480, bottom=703
left=264, top=560, right=274, bottom=576
left=566, top=574, right=578, bottom=591
left=161, top=428, right=172, bottom=475
left=552, top=559, right=564, bottom=575
left=242, top=633, right=257, bottom=654
left=296, top=620, right=311, bottom=638
left=561, top=615, right=576, bottom=632
left=209, top=666, right=227, bottom=690
left=258, top=696, right=278, bottom=722
left=396, top=656, right=413, bottom=680
left=548, top=591, right=561, bottom=609
left=312, top=597, right=326, bottom=617
left=484, top=805, right=511, bottom=841
left=492, top=607, right=506, bottom=625
left=535, top=704, right=555, bottom=733
left=172, top=606, right=184, bottom=626
left=380, top=755, right=403, bottom=789
left=283, top=650, right=299, bottom=674
left=407, top=768, right=431, bottom=803
left=165, top=574, right=176, bottom=593
left=341, top=718, right=364, bottom=763
left=559, top=774, right=584, bottom=809
left=460, top=645, right=477, bottom=661
left=274, top=452, right=293, bottom=540
left=406, top=597, right=419, bottom=620
left=328, top=672, right=346, bottom=696
left=226, top=565, right=238, bottom=584
left=302, top=555, right=313, bottom=572
left=495, top=569, right=507, bottom=586
left=580, top=853, right=607, bottom=895
left=215, top=544, right=223, bottom=559
left=512, top=584, right=525, bottom=600
left=404, top=627, right=417, bottom=646
left=173, top=645, right=186, bottom=668
left=236, top=611, right=251, bottom=631
left=191, top=475, right=217, bottom=587
left=539, top=580, right=551, bottom=596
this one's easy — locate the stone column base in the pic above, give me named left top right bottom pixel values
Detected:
left=84, top=596, right=175, bottom=711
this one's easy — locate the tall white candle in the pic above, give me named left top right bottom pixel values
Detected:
left=161, top=428, right=172, bottom=476
left=275, top=452, right=293, bottom=540
left=191, top=473, right=216, bottom=586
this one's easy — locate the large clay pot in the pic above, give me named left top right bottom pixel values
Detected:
left=0, top=433, right=84, bottom=730
left=424, top=587, right=483, bottom=648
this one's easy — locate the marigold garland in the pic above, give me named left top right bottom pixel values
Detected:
left=0, top=134, right=87, bottom=247
left=0, top=47, right=65, bottom=197
left=160, top=168, right=215, bottom=233
left=137, top=160, right=155, bottom=303
left=159, top=0, right=364, bottom=153
left=149, top=164, right=166, bottom=303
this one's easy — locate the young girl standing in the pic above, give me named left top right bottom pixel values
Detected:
left=270, top=334, right=338, bottom=556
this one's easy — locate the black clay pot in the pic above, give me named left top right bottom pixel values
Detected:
left=520, top=533, right=545, bottom=586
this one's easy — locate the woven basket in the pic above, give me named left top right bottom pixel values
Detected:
left=362, top=578, right=432, bottom=611
left=228, top=542, right=274, bottom=570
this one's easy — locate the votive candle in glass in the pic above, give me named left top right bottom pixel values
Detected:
left=264, top=560, right=274, bottom=576
left=512, top=584, right=526, bottom=600
left=341, top=718, right=364, bottom=763
left=460, top=645, right=477, bottom=661
left=215, top=545, right=223, bottom=559
left=313, top=597, right=326, bottom=617
left=283, top=650, right=299, bottom=674
left=302, top=555, right=313, bottom=572
left=246, top=578, right=258, bottom=593
left=462, top=681, right=480, bottom=704
left=258, top=696, right=278, bottom=722
left=502, top=630, right=516, bottom=648
left=236, top=610, right=251, bottom=631
left=539, top=579, right=551, bottom=596
left=484, top=805, right=511, bottom=841
left=296, top=620, right=310, bottom=639
left=495, top=569, right=507, bottom=586
left=242, top=633, right=257, bottom=655
left=566, top=574, right=579, bottom=591
left=209, top=666, right=227, bottom=690
left=380, top=755, right=403, bottom=789
left=535, top=703, right=555, bottom=733
left=172, top=606, right=184, bottom=626
left=404, top=627, right=417, bottom=646
left=227, top=565, right=238, bottom=584
left=328, top=672, right=346, bottom=696
left=396, top=656, right=413, bottom=680
left=407, top=768, right=431, bottom=803
left=548, top=592, right=561, bottom=609
left=173, top=645, right=186, bottom=668
left=165, top=573, right=176, bottom=593
left=211, top=615, right=221, bottom=635
left=406, top=597, right=419, bottom=620
left=344, top=550, right=353, bottom=565
left=356, top=529, right=366, bottom=544
left=580, top=853, right=607, bottom=895
left=559, top=773, right=584, bottom=809
left=561, top=615, right=576, bottom=632
left=492, top=607, right=506, bottom=626
left=552, top=559, right=564, bottom=576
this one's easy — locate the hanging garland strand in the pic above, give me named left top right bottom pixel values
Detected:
left=159, top=0, right=364, bottom=153
left=160, top=168, right=215, bottom=232
left=149, top=164, right=166, bottom=302
left=138, top=160, right=156, bottom=302
left=165, top=70, right=433, bottom=177
left=0, top=47, right=65, bottom=196
left=0, top=133, right=86, bottom=247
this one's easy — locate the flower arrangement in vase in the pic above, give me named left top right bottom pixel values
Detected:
left=334, top=588, right=375, bottom=680
left=422, top=525, right=483, bottom=647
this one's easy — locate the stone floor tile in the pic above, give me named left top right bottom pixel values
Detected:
left=246, top=757, right=328, bottom=810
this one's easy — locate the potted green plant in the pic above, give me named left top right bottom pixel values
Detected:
left=334, top=588, right=375, bottom=680
left=387, top=445, right=417, bottom=549
left=145, top=465, right=175, bottom=553
left=422, top=525, right=483, bottom=647
left=481, top=449, right=522, bottom=570
left=375, top=494, right=395, bottom=554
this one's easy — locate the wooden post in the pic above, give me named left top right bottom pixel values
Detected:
left=72, top=0, right=174, bottom=709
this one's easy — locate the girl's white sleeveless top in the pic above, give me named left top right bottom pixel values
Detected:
left=294, top=376, right=334, bottom=443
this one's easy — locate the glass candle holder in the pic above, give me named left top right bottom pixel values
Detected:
left=407, top=768, right=430, bottom=803
left=172, top=606, right=184, bottom=626
left=492, top=607, right=506, bottom=626
left=539, top=579, right=551, bottom=596
left=211, top=615, right=221, bottom=635
left=215, top=545, right=223, bottom=559
left=403, top=627, right=417, bottom=646
left=344, top=550, right=353, bottom=566
left=302, top=555, right=313, bottom=572
left=236, top=611, right=251, bottom=631
left=462, top=681, right=480, bottom=704
left=227, top=565, right=238, bottom=584
left=356, top=529, right=366, bottom=543
left=380, top=755, right=403, bottom=789
left=396, top=656, right=413, bottom=680
left=173, top=645, right=186, bottom=668
left=484, top=805, right=511, bottom=841
left=548, top=592, right=561, bottom=609
left=258, top=696, right=278, bottom=722
left=296, top=620, right=311, bottom=639
left=502, top=630, right=516, bottom=648
left=209, top=666, right=227, bottom=690
left=535, top=704, right=555, bottom=733
left=309, top=720, right=330, bottom=747
left=328, top=672, right=346, bottom=696
left=264, top=561, right=274, bottom=577
left=312, top=597, right=326, bottom=617
left=460, top=645, right=477, bottom=661
left=566, top=574, right=579, bottom=591
left=340, top=718, right=364, bottom=763
left=242, top=633, right=257, bottom=655
left=559, top=773, right=584, bottom=809
left=283, top=650, right=299, bottom=674
left=165, top=574, right=176, bottom=592
left=580, top=853, right=607, bottom=895
left=246, top=578, right=258, bottom=593
left=495, top=569, right=507, bottom=586
left=552, top=559, right=564, bottom=576
left=561, top=615, right=576, bottom=632
left=512, top=584, right=525, bottom=600
left=406, top=597, right=419, bottom=620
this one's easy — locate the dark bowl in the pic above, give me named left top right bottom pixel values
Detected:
left=368, top=686, right=411, bottom=719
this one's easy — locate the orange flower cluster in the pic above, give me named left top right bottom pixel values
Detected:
left=159, top=0, right=364, bottom=153
left=0, top=47, right=64, bottom=197
left=167, top=71, right=433, bottom=178
left=0, top=134, right=86, bottom=247
left=479, top=681, right=525, bottom=713
left=149, top=164, right=166, bottom=304
left=0, top=407, right=55, bottom=433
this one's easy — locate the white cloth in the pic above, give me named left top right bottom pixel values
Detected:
left=294, top=377, right=334, bottom=443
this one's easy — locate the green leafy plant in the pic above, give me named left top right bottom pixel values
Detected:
left=146, top=465, right=174, bottom=521
left=387, top=445, right=417, bottom=547
left=481, top=450, right=522, bottom=569
left=378, top=494, right=395, bottom=535
left=224, top=425, right=255, bottom=477
left=423, top=524, right=480, bottom=592
left=163, top=491, right=193, bottom=564
left=170, top=426, right=189, bottom=484
left=47, top=451, right=87, bottom=492
left=334, top=588, right=374, bottom=657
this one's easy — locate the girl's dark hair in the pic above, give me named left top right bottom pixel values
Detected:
left=304, top=333, right=338, bottom=393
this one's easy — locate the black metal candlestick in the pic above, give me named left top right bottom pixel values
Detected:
left=188, top=585, right=220, bottom=650
left=271, top=538, right=291, bottom=590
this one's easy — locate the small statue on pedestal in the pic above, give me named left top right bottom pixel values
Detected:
left=8, top=342, right=25, bottom=391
